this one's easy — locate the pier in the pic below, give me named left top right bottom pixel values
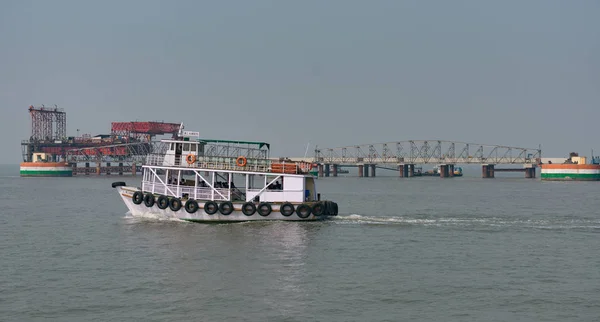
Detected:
left=282, top=140, right=543, bottom=179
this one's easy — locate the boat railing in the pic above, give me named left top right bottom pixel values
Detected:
left=145, top=153, right=312, bottom=174
left=142, top=181, right=234, bottom=201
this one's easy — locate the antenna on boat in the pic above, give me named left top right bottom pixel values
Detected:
left=303, top=142, right=310, bottom=159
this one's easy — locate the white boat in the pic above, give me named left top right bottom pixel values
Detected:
left=111, top=125, right=338, bottom=222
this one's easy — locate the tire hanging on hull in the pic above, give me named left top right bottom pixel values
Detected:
left=169, top=198, right=182, bottom=212
left=185, top=199, right=199, bottom=213
left=296, top=204, right=311, bottom=218
left=280, top=203, right=295, bottom=217
left=203, top=201, right=218, bottom=215
left=257, top=202, right=272, bottom=217
left=242, top=202, right=256, bottom=216
left=157, top=195, right=169, bottom=209
left=219, top=201, right=234, bottom=215
left=144, top=193, right=155, bottom=207
left=132, top=191, right=143, bottom=205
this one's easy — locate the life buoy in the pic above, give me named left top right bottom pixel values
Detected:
left=236, top=156, right=247, bottom=167
left=186, top=154, right=196, bottom=164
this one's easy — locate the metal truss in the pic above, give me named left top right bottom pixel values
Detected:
left=29, top=105, right=66, bottom=141
left=65, top=142, right=157, bottom=164
left=313, top=140, right=541, bottom=165
left=202, top=142, right=269, bottom=159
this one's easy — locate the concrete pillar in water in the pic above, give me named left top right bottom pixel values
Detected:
left=525, top=167, right=536, bottom=178
left=85, top=162, right=90, bottom=175
left=118, top=162, right=123, bottom=175
left=408, top=164, right=414, bottom=177
left=370, top=164, right=376, bottom=177
left=449, top=164, right=454, bottom=177
left=106, top=162, right=111, bottom=175
left=482, top=164, right=495, bottom=178
left=132, top=163, right=137, bottom=176
left=332, top=164, right=338, bottom=177
left=439, top=164, right=447, bottom=178
left=318, top=164, right=324, bottom=177
left=364, top=165, right=369, bottom=177
left=398, top=164, right=405, bottom=177
left=96, top=162, right=101, bottom=175
left=71, top=163, right=77, bottom=176
left=358, top=165, right=364, bottom=177
left=325, top=164, right=330, bottom=177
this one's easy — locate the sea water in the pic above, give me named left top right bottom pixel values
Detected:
left=1, top=165, right=599, bottom=321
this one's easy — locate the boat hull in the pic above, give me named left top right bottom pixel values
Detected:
left=117, top=186, right=336, bottom=222
left=540, top=164, right=600, bottom=181
left=20, top=162, right=73, bottom=177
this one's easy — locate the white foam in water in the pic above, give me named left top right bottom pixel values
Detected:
left=124, top=211, right=186, bottom=223
left=333, top=213, right=600, bottom=230
left=335, top=214, right=438, bottom=225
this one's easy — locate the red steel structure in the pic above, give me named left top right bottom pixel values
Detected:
left=22, top=105, right=181, bottom=162
left=111, top=122, right=181, bottom=138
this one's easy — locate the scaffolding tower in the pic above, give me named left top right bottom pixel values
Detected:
left=28, top=105, right=66, bottom=141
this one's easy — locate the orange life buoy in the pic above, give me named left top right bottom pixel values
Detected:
left=186, top=154, right=196, bottom=164
left=236, top=156, right=247, bottom=167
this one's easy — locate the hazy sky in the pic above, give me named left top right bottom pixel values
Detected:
left=1, top=0, right=598, bottom=164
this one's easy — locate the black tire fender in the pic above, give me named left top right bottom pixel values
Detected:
left=203, top=201, right=218, bottom=215
left=132, top=191, right=143, bottom=205
left=169, top=198, right=182, bottom=212
left=111, top=181, right=126, bottom=188
left=257, top=202, right=272, bottom=217
left=280, top=203, right=295, bottom=217
left=219, top=201, right=234, bottom=215
left=311, top=202, right=325, bottom=216
left=144, top=193, right=155, bottom=207
left=296, top=204, right=311, bottom=218
left=185, top=199, right=199, bottom=213
left=241, top=202, right=256, bottom=216
left=157, top=195, right=169, bottom=209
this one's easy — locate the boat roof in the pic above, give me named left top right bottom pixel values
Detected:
left=160, top=138, right=270, bottom=150
left=198, top=139, right=270, bottom=150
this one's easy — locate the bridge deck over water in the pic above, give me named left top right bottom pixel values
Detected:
left=275, top=140, right=544, bottom=179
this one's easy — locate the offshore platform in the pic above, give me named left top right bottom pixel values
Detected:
left=21, top=105, right=181, bottom=175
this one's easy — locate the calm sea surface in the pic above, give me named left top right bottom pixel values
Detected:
left=1, top=164, right=599, bottom=321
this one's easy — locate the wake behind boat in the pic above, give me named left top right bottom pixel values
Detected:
left=111, top=124, right=338, bottom=222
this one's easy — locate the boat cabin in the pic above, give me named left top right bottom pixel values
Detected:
left=162, top=139, right=204, bottom=167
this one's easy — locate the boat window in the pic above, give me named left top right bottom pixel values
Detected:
left=183, top=143, right=190, bottom=152
left=170, top=143, right=174, bottom=151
